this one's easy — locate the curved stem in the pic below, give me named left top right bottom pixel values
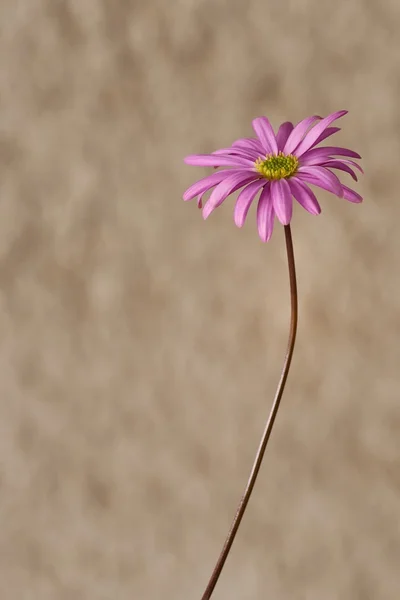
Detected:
left=200, top=224, right=298, bottom=600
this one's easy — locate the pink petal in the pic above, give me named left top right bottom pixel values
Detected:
left=232, top=137, right=265, bottom=154
left=296, top=166, right=344, bottom=198
left=300, top=146, right=361, bottom=166
left=256, top=184, right=275, bottom=242
left=184, top=154, right=254, bottom=168
left=308, top=127, right=340, bottom=150
left=276, top=122, right=294, bottom=151
left=322, top=160, right=358, bottom=181
left=342, top=185, right=363, bottom=203
left=294, top=110, right=348, bottom=157
left=325, top=158, right=364, bottom=174
left=252, top=117, right=278, bottom=154
left=183, top=169, right=237, bottom=201
left=288, top=178, right=321, bottom=215
left=213, top=147, right=260, bottom=161
left=283, top=115, right=321, bottom=155
left=202, top=171, right=259, bottom=219
left=234, top=179, right=266, bottom=227
left=271, top=179, right=293, bottom=225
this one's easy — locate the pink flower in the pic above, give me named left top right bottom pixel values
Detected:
left=183, top=110, right=363, bottom=241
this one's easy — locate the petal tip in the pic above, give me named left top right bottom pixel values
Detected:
left=258, top=231, right=273, bottom=243
left=333, top=110, right=348, bottom=119
left=202, top=202, right=214, bottom=219
left=233, top=214, right=244, bottom=228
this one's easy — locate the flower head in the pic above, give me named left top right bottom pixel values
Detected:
left=183, top=111, right=363, bottom=241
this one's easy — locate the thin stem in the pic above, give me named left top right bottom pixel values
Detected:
left=200, top=224, right=298, bottom=600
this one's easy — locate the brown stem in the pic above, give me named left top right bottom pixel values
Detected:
left=200, top=224, right=298, bottom=600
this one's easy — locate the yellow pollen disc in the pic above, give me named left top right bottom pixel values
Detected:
left=255, top=151, right=299, bottom=180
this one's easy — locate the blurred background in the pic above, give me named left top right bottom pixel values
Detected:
left=0, top=1, right=399, bottom=598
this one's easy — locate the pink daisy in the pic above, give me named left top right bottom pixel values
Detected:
left=183, top=110, right=363, bottom=242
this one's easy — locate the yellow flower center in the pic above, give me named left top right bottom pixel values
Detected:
left=255, top=151, right=299, bottom=180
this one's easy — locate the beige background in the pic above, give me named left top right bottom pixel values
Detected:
left=0, top=1, right=399, bottom=599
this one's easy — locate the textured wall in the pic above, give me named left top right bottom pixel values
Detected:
left=1, top=1, right=399, bottom=599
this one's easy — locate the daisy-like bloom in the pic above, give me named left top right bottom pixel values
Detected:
left=183, top=110, right=363, bottom=241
